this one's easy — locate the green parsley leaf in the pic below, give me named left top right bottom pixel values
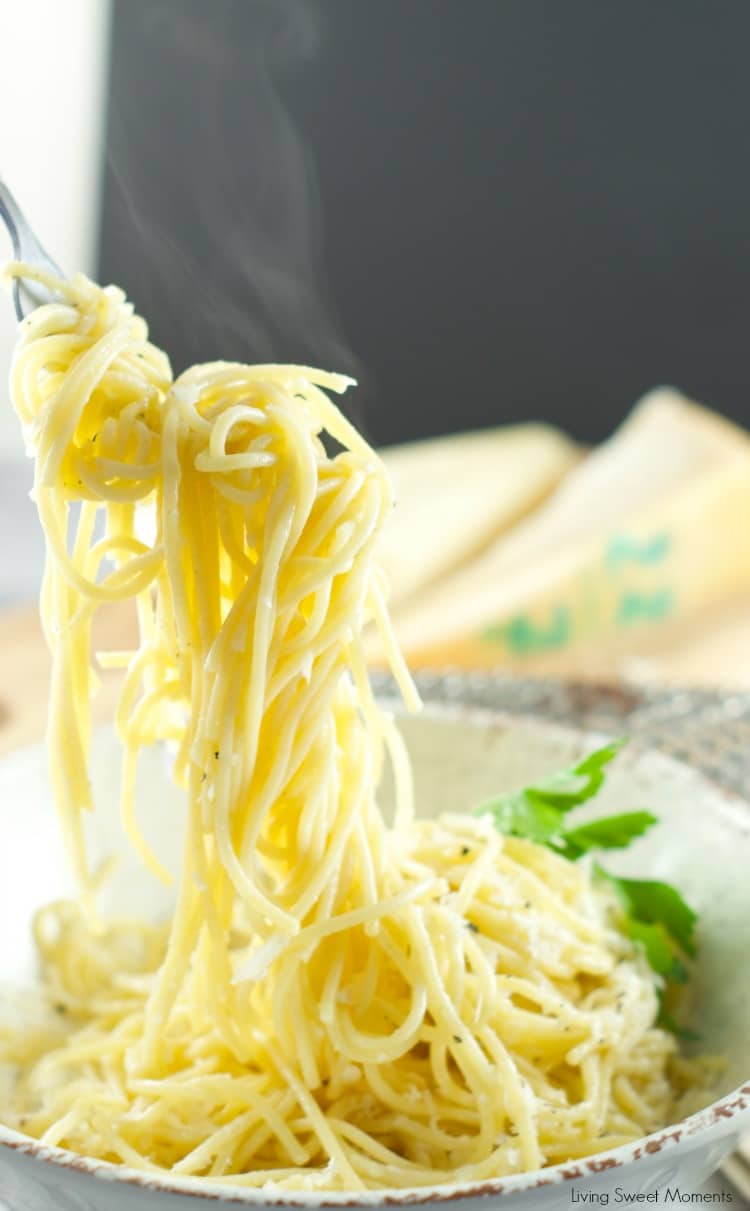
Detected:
left=476, top=740, right=699, bottom=1028
left=476, top=789, right=568, bottom=846
left=561, top=810, right=658, bottom=854
left=475, top=739, right=629, bottom=844
left=474, top=742, right=654, bottom=862
left=598, top=872, right=697, bottom=958
left=514, top=738, right=626, bottom=811
left=623, top=919, right=688, bottom=983
left=593, top=864, right=696, bottom=998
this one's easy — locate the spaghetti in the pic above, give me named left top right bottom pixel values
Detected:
left=0, top=266, right=705, bottom=1190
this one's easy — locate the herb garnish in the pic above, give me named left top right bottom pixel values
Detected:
left=475, top=739, right=697, bottom=1032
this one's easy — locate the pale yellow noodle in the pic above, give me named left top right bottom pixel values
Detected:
left=0, top=264, right=710, bottom=1191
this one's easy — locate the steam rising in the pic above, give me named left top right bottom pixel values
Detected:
left=103, top=0, right=366, bottom=423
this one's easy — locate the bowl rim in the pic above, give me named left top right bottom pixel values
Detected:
left=2, top=1088, right=750, bottom=1207
left=1, top=707, right=749, bottom=1204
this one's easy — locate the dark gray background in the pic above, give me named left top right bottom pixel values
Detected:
left=100, top=0, right=750, bottom=446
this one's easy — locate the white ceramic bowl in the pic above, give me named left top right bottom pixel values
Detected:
left=0, top=707, right=749, bottom=1210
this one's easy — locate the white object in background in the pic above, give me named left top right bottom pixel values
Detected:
left=385, top=390, right=750, bottom=670
left=379, top=424, right=579, bottom=607
left=0, top=0, right=112, bottom=459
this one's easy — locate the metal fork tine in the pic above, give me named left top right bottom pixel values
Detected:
left=0, top=180, right=65, bottom=321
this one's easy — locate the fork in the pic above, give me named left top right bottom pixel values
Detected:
left=0, top=179, right=64, bottom=321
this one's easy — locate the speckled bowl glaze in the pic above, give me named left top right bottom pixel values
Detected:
left=0, top=701, right=749, bottom=1210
